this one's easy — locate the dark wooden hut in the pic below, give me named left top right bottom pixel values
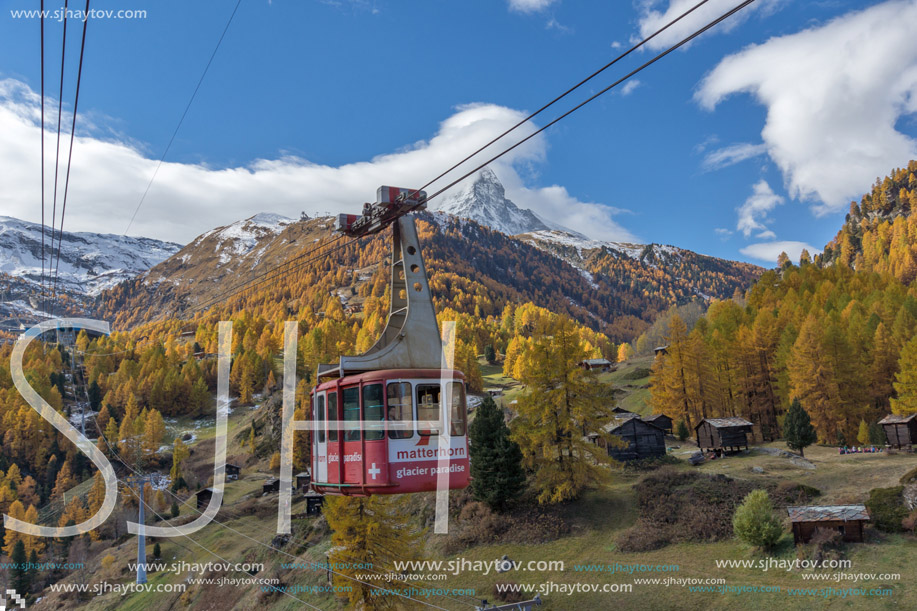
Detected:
left=262, top=478, right=280, bottom=494
left=644, top=413, right=673, bottom=435
left=196, top=487, right=216, bottom=511
left=295, top=471, right=312, bottom=492
left=225, top=464, right=241, bottom=481
left=305, top=490, right=324, bottom=516
left=695, top=417, right=754, bottom=453
left=879, top=414, right=916, bottom=449
left=602, top=417, right=666, bottom=461
left=581, top=358, right=613, bottom=372
left=787, top=505, right=869, bottom=544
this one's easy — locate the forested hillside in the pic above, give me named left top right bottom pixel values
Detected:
left=651, top=162, right=917, bottom=445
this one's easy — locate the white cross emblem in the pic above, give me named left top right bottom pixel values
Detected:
left=1, top=588, right=26, bottom=610
left=368, top=463, right=381, bottom=480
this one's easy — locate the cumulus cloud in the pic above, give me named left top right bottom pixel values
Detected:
left=508, top=0, right=557, bottom=13
left=737, top=179, right=783, bottom=238
left=634, top=0, right=784, bottom=52
left=696, top=0, right=917, bottom=213
left=702, top=142, right=766, bottom=171
left=740, top=240, right=815, bottom=264
left=620, top=80, right=641, bottom=96
left=0, top=79, right=633, bottom=244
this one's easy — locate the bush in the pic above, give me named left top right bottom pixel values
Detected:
left=493, top=582, right=523, bottom=603
left=622, top=367, right=652, bottom=381
left=773, top=481, right=822, bottom=505
left=615, top=526, right=670, bottom=552
left=807, top=528, right=845, bottom=565
left=865, top=487, right=909, bottom=533
left=733, top=489, right=783, bottom=550
left=900, top=466, right=917, bottom=486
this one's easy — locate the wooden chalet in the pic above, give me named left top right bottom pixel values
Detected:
left=695, top=417, right=754, bottom=453
left=612, top=406, right=635, bottom=415
left=196, top=487, right=216, bottom=511
left=305, top=490, right=324, bottom=515
left=601, top=416, right=666, bottom=461
left=644, top=413, right=673, bottom=435
left=653, top=345, right=669, bottom=357
left=262, top=478, right=280, bottom=494
left=787, top=505, right=869, bottom=544
left=878, top=414, right=916, bottom=449
left=295, top=471, right=312, bottom=492
left=225, top=464, right=241, bottom=481
left=581, top=358, right=614, bottom=372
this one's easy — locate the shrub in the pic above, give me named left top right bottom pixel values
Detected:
left=615, top=526, right=670, bottom=552
left=493, top=582, right=523, bottom=603
left=675, top=420, right=689, bottom=442
left=733, top=489, right=783, bottom=550
left=774, top=481, right=822, bottom=505
left=865, top=487, right=909, bottom=533
left=900, top=466, right=917, bottom=486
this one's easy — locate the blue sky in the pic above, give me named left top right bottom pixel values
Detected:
left=1, top=0, right=916, bottom=265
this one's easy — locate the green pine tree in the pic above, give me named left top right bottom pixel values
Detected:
left=469, top=397, right=525, bottom=510
left=784, top=398, right=817, bottom=457
left=675, top=419, right=690, bottom=442
left=868, top=422, right=886, bottom=446
left=10, top=539, right=29, bottom=595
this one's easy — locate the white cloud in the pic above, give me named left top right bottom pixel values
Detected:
left=508, top=0, right=557, bottom=13
left=634, top=0, right=783, bottom=52
left=737, top=179, right=783, bottom=238
left=702, top=142, right=766, bottom=170
left=0, top=79, right=633, bottom=244
left=740, top=240, right=815, bottom=264
left=714, top=227, right=733, bottom=236
left=620, top=80, right=641, bottom=96
left=610, top=41, right=623, bottom=49
left=696, top=0, right=917, bottom=214
left=755, top=229, right=776, bottom=240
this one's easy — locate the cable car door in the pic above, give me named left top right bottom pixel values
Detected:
left=314, top=392, right=328, bottom=484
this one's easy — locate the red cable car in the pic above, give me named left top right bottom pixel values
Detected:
left=311, top=187, right=470, bottom=496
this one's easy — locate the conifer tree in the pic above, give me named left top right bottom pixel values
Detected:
left=511, top=315, right=611, bottom=504
left=10, top=539, right=29, bottom=595
left=675, top=419, right=689, bottom=442
left=469, top=397, right=525, bottom=510
left=891, top=335, right=917, bottom=415
left=784, top=398, right=817, bottom=457
left=857, top=419, right=870, bottom=445
left=325, top=495, right=422, bottom=609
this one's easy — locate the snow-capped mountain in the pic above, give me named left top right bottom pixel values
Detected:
left=431, top=167, right=562, bottom=236
left=518, top=228, right=681, bottom=266
left=0, top=216, right=182, bottom=296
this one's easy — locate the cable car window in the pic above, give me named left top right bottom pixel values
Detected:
left=316, top=394, right=326, bottom=443
left=343, top=387, right=360, bottom=442
left=450, top=382, right=466, bottom=436
left=363, top=384, right=384, bottom=441
left=416, top=384, right=441, bottom=436
left=386, top=382, right=413, bottom=439
left=327, top=391, right=338, bottom=442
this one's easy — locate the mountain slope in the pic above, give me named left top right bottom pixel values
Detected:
left=0, top=216, right=182, bottom=296
left=97, top=209, right=761, bottom=342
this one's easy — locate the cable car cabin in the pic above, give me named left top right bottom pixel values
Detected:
left=310, top=369, right=469, bottom=496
